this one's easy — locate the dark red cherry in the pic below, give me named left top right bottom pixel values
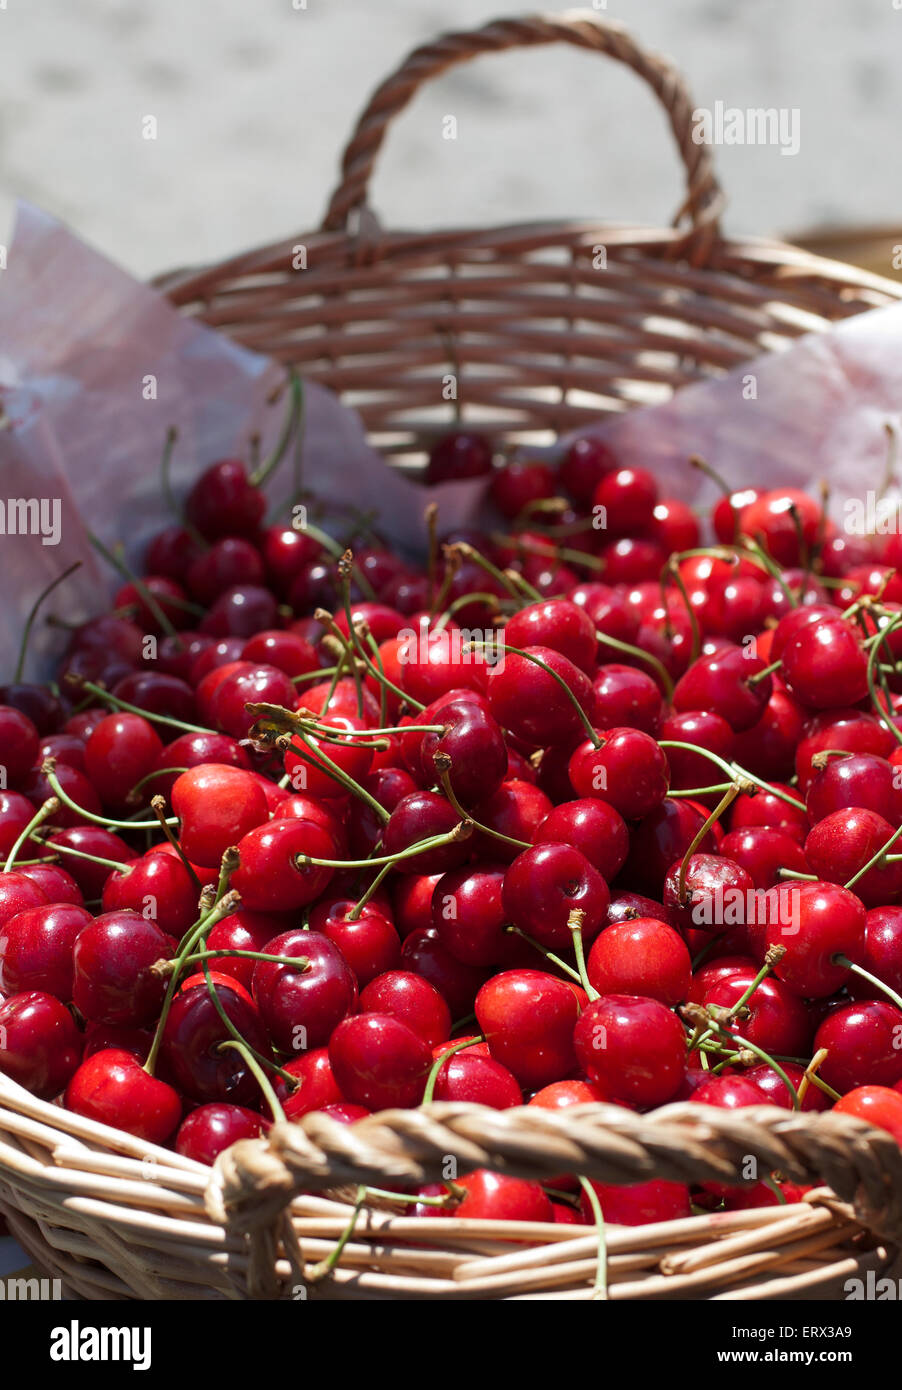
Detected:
left=672, top=643, right=772, bottom=733
left=568, top=726, right=669, bottom=819
left=0, top=872, right=49, bottom=930
left=21, top=762, right=102, bottom=828
left=161, top=972, right=270, bottom=1107
left=662, top=853, right=756, bottom=933
left=252, top=930, right=357, bottom=1054
left=502, top=842, right=608, bottom=951
left=559, top=435, right=617, bottom=505
left=592, top=467, right=658, bottom=535
left=72, top=911, right=175, bottom=1026
left=425, top=431, right=493, bottom=484
left=0, top=990, right=82, bottom=1098
left=806, top=753, right=902, bottom=827
left=83, top=713, right=164, bottom=812
left=717, top=826, right=809, bottom=891
left=0, top=705, right=40, bottom=784
left=400, top=928, right=487, bottom=1018
left=329, top=1013, right=432, bottom=1109
left=814, top=1000, right=902, bottom=1093
left=14, top=862, right=83, bottom=907
left=0, top=902, right=91, bottom=999
left=381, top=792, right=469, bottom=876
left=471, top=779, right=553, bottom=862
left=623, top=799, right=715, bottom=897
left=534, top=798, right=629, bottom=881
left=430, top=863, right=508, bottom=967
left=489, top=460, right=557, bottom=520
left=849, top=907, right=902, bottom=1001
left=47, top=826, right=137, bottom=899
left=175, top=1103, right=265, bottom=1163
left=185, top=459, right=266, bottom=540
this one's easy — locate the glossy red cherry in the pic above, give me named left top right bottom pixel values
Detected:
left=475, top=970, right=582, bottom=1090
left=399, top=928, right=487, bottom=1018
left=454, top=1169, right=554, bottom=1223
left=0, top=872, right=49, bottom=930
left=472, top=779, right=553, bottom=861
left=307, top=899, right=400, bottom=988
left=14, top=862, right=83, bottom=907
left=717, top=826, right=809, bottom=891
left=592, top=467, right=658, bottom=535
left=662, top=853, right=756, bottom=933
left=502, top=842, right=608, bottom=951
left=272, top=1047, right=344, bottom=1119
left=486, top=646, right=597, bottom=748
left=738, top=487, right=822, bottom=567
left=744, top=1062, right=830, bottom=1111
left=763, top=880, right=866, bottom=998
left=730, top=782, right=809, bottom=842
left=185, top=460, right=266, bottom=540
left=72, top=911, right=175, bottom=1026
left=171, top=764, right=270, bottom=870
left=804, top=807, right=902, bottom=908
left=834, top=1085, right=902, bottom=1146
left=0, top=705, right=40, bottom=784
left=100, top=850, right=200, bottom=939
left=47, top=826, right=137, bottom=899
left=0, top=902, right=91, bottom=999
left=573, top=994, right=686, bottom=1107
left=21, top=762, right=102, bottom=828
left=504, top=600, right=597, bottom=675
left=429, top=1049, right=522, bottom=1108
left=65, top=1048, right=181, bottom=1143
left=534, top=798, right=628, bottom=881
left=559, top=435, right=617, bottom=504
left=781, top=618, right=869, bottom=709
left=0, top=990, right=82, bottom=1098
left=702, top=967, right=812, bottom=1057
left=431, top=863, right=508, bottom=967
left=580, top=1178, right=690, bottom=1227
left=211, top=662, right=295, bottom=741
left=814, top=1000, right=902, bottom=1093
left=231, top=818, right=337, bottom=911
left=623, top=799, right=715, bottom=897
left=672, top=643, right=773, bottom=733
left=849, top=907, right=902, bottom=1001
left=807, top=753, right=902, bottom=827
left=381, top=792, right=469, bottom=876
left=161, top=972, right=270, bottom=1107
left=489, top=460, right=557, bottom=520
left=175, top=1103, right=264, bottom=1163
left=359, top=970, right=450, bottom=1048
left=328, top=1013, right=432, bottom=1109
left=587, top=919, right=691, bottom=1006
left=568, top=726, right=669, bottom=819
left=251, top=929, right=357, bottom=1054
left=690, top=1074, right=769, bottom=1109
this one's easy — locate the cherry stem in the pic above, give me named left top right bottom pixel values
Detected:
left=658, top=741, right=807, bottom=812
left=594, top=629, right=674, bottom=701
left=179, top=949, right=310, bottom=971
left=796, top=1047, right=831, bottom=1108
left=705, top=1016, right=801, bottom=1109
left=665, top=559, right=701, bottom=665
left=42, top=761, right=177, bottom=831
left=15, top=560, right=82, bottom=683
left=150, top=794, right=203, bottom=895
left=296, top=821, right=473, bottom=872
left=724, top=947, right=784, bottom=1019
left=577, top=1177, right=609, bottom=1301
left=303, top=523, right=377, bottom=602
left=307, top=1185, right=367, bottom=1283
left=434, top=759, right=530, bottom=853
left=346, top=859, right=395, bottom=920
left=777, top=868, right=818, bottom=881
left=467, top=640, right=600, bottom=748
left=217, top=1040, right=286, bottom=1123
left=747, top=657, right=782, bottom=687
left=285, top=733, right=389, bottom=822
left=677, top=783, right=742, bottom=904
left=127, top=767, right=189, bottom=802
left=31, top=834, right=132, bottom=874
left=88, top=531, right=182, bottom=646
left=144, top=888, right=240, bottom=1076
left=504, top=925, right=581, bottom=984
left=844, top=819, right=902, bottom=889
left=667, top=782, right=735, bottom=798
left=447, top=542, right=528, bottom=604
left=2, top=797, right=60, bottom=873
left=74, top=680, right=212, bottom=736
left=249, top=369, right=303, bottom=490
left=421, top=1035, right=485, bottom=1105
left=833, top=954, right=902, bottom=1013
left=323, top=586, right=366, bottom=718
left=865, top=610, right=902, bottom=747
left=568, top=908, right=599, bottom=1002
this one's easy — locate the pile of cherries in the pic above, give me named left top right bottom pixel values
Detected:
left=2, top=427, right=902, bottom=1233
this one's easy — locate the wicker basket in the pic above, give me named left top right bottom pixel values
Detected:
left=4, top=11, right=902, bottom=1302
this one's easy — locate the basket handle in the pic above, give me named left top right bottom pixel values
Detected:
left=321, top=11, right=725, bottom=257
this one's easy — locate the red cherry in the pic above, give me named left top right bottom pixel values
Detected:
left=0, top=705, right=40, bottom=783
left=65, top=1048, right=181, bottom=1143
left=580, top=1178, right=690, bottom=1227
left=0, top=872, right=49, bottom=929
left=848, top=907, right=902, bottom=1001
left=175, top=1103, right=264, bottom=1163
left=475, top=970, right=582, bottom=1090
left=622, top=799, right=715, bottom=897
left=14, top=862, right=83, bottom=907
left=591, top=665, right=663, bottom=736
left=328, top=1013, right=432, bottom=1109
left=359, top=970, right=451, bottom=1048
left=185, top=460, right=265, bottom=540
left=454, top=1169, right=554, bottom=1222
left=0, top=902, right=91, bottom=999
left=100, top=850, right=200, bottom=939
left=504, top=600, right=597, bottom=675
left=161, top=972, right=270, bottom=1107
left=429, top=1050, right=522, bottom=1108
left=739, top=487, right=821, bottom=567
left=273, top=1048, right=344, bottom=1119
left=171, top=764, right=269, bottom=870
left=47, top=826, right=137, bottom=898
left=807, top=753, right=902, bottom=827
left=72, top=911, right=175, bottom=1026
left=486, top=646, right=597, bottom=748
left=431, top=863, right=509, bottom=967
left=731, top=783, right=809, bottom=842
left=489, top=461, right=557, bottom=520
left=804, top=808, right=902, bottom=907
left=231, top=818, right=337, bottom=911
left=690, top=1074, right=768, bottom=1108
left=426, top=431, right=493, bottom=484
left=569, top=727, right=669, bottom=819
left=744, top=1062, right=830, bottom=1111
left=573, top=994, right=686, bottom=1107
left=502, top=842, right=608, bottom=951
left=659, top=710, right=735, bottom=796
left=763, top=880, right=866, bottom=998
left=587, top=919, right=691, bottom=1006
left=252, top=930, right=357, bottom=1053
left=834, top=1085, right=902, bottom=1146
left=381, top=792, right=470, bottom=876
left=592, top=467, right=658, bottom=535
left=662, top=853, right=756, bottom=933
left=559, top=435, right=617, bottom=505
left=307, top=899, right=401, bottom=988
left=534, top=799, right=628, bottom=881
left=400, top=928, right=487, bottom=1019
left=472, top=779, right=553, bottom=862
left=672, top=643, right=772, bottom=733
left=0, top=990, right=82, bottom=1098
left=814, top=1001, right=902, bottom=1093
left=284, top=714, right=375, bottom=800
left=718, top=826, right=809, bottom=890
left=781, top=618, right=869, bottom=709
left=702, top=968, right=812, bottom=1057
left=203, top=908, right=295, bottom=991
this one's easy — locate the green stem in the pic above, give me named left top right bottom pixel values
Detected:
left=42, top=763, right=176, bottom=831
left=15, top=561, right=82, bottom=683
left=834, top=954, right=902, bottom=1013
left=2, top=797, right=60, bottom=873
left=218, top=1039, right=286, bottom=1122
left=421, top=1035, right=485, bottom=1105
left=578, top=1177, right=609, bottom=1301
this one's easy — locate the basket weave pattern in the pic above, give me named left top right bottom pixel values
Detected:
left=5, top=12, right=902, bottom=1300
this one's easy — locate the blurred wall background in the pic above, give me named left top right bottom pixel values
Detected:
left=0, top=0, right=899, bottom=279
